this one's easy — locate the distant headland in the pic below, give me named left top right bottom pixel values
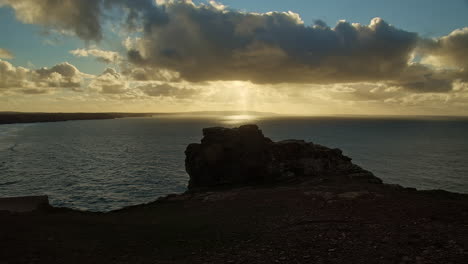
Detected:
left=0, top=112, right=154, bottom=125
left=0, top=111, right=278, bottom=125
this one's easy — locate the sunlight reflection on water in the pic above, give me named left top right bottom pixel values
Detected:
left=0, top=116, right=467, bottom=211
left=218, top=115, right=260, bottom=125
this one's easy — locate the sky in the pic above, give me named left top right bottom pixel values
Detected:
left=0, top=0, right=468, bottom=115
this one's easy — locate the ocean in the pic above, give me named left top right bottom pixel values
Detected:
left=1, top=115, right=467, bottom=212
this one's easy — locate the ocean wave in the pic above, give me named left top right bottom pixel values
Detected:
left=0, top=123, right=34, bottom=137
left=0, top=180, right=20, bottom=186
left=0, top=118, right=467, bottom=212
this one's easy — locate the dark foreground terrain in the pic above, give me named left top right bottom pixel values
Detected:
left=1, top=125, right=467, bottom=263
left=0, top=112, right=154, bottom=125
left=1, top=182, right=468, bottom=263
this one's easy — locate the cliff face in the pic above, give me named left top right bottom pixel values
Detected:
left=185, top=125, right=382, bottom=190
left=3, top=126, right=468, bottom=264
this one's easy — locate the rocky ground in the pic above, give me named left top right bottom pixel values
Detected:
left=1, top=124, right=467, bottom=263
left=1, top=181, right=468, bottom=264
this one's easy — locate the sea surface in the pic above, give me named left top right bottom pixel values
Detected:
left=1, top=115, right=468, bottom=212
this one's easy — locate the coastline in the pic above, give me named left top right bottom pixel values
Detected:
left=1, top=124, right=467, bottom=263
left=0, top=111, right=277, bottom=125
left=0, top=112, right=155, bottom=125
left=1, top=180, right=467, bottom=263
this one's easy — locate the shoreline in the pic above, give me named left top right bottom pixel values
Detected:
left=1, top=124, right=467, bottom=263
left=0, top=112, right=155, bottom=125
left=1, top=179, right=468, bottom=263
left=1, top=181, right=467, bottom=214
left=2, top=112, right=468, bottom=126
left=0, top=111, right=278, bottom=125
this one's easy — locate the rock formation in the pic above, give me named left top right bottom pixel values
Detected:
left=185, top=124, right=382, bottom=190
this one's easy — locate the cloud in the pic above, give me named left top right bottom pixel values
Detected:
left=419, top=28, right=468, bottom=74
left=70, top=48, right=121, bottom=64
left=121, top=66, right=181, bottom=82
left=20, top=88, right=53, bottom=94
left=2, top=0, right=467, bottom=96
left=0, top=59, right=31, bottom=90
left=397, top=76, right=454, bottom=93
left=326, top=83, right=402, bottom=102
left=387, top=64, right=459, bottom=93
left=88, top=68, right=127, bottom=94
left=0, top=0, right=103, bottom=41
left=0, top=59, right=85, bottom=93
left=0, top=0, right=167, bottom=41
left=35, top=62, right=84, bottom=89
left=125, top=2, right=419, bottom=85
left=101, top=67, right=121, bottom=78
left=84, top=69, right=188, bottom=99
left=2, top=1, right=420, bottom=84
left=138, top=83, right=197, bottom=98
left=0, top=48, right=13, bottom=59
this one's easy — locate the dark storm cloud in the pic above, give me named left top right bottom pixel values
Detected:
left=125, top=2, right=466, bottom=92
left=2, top=0, right=467, bottom=94
left=399, top=78, right=454, bottom=93
left=390, top=64, right=459, bottom=93
left=1, top=0, right=419, bottom=83
left=127, top=2, right=419, bottom=84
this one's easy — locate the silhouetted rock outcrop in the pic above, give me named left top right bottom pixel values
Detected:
left=185, top=124, right=382, bottom=190
left=3, top=124, right=468, bottom=264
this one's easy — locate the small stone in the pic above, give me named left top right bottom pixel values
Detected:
left=338, top=191, right=369, bottom=199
